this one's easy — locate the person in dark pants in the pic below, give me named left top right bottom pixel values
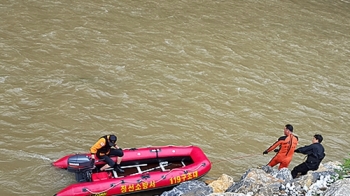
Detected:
left=291, top=134, right=325, bottom=178
left=90, top=134, right=124, bottom=173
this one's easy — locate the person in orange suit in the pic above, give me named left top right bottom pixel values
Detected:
left=90, top=134, right=124, bottom=173
left=263, top=124, right=299, bottom=170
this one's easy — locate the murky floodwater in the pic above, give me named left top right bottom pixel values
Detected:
left=1, top=0, right=350, bottom=195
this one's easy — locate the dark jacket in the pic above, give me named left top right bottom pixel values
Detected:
left=295, top=143, right=325, bottom=170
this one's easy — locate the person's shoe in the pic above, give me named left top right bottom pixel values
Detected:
left=114, top=164, right=124, bottom=173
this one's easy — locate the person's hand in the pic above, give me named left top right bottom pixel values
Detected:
left=91, top=154, right=95, bottom=159
left=263, top=150, right=268, bottom=155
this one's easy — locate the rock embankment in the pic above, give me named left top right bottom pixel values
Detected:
left=161, top=161, right=350, bottom=196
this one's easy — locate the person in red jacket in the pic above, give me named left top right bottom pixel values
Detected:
left=90, top=134, right=124, bottom=173
left=263, top=124, right=299, bottom=170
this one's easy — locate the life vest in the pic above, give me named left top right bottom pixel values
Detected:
left=96, top=135, right=113, bottom=155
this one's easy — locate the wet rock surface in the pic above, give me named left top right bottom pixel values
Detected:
left=161, top=161, right=350, bottom=196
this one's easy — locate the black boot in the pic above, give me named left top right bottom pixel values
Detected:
left=114, top=164, right=124, bottom=173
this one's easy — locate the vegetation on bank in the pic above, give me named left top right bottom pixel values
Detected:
left=335, top=153, right=350, bottom=179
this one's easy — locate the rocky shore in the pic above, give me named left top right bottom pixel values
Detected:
left=160, top=161, right=350, bottom=196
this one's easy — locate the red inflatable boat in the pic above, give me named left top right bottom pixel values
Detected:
left=52, top=145, right=211, bottom=196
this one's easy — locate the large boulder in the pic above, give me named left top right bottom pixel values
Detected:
left=225, top=168, right=284, bottom=195
left=208, top=174, right=235, bottom=193
left=160, top=180, right=212, bottom=196
left=324, top=178, right=350, bottom=196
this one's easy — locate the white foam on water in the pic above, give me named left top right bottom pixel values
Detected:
left=16, top=150, right=52, bottom=162
left=0, top=76, right=8, bottom=83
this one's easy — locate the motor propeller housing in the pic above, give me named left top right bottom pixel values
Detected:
left=67, top=154, right=93, bottom=182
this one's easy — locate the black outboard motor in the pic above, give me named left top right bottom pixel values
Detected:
left=67, top=154, right=93, bottom=182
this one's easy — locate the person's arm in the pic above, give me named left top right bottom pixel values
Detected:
left=265, top=141, right=282, bottom=152
left=263, top=140, right=282, bottom=154
left=295, top=144, right=313, bottom=155
left=263, top=136, right=285, bottom=154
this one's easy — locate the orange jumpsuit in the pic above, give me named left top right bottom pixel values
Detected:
left=265, top=133, right=298, bottom=170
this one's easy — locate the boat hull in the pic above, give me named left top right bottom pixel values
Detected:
left=53, top=145, right=211, bottom=196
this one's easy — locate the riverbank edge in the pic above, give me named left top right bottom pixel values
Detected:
left=160, top=161, right=350, bottom=196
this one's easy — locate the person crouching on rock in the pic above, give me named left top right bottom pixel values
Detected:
left=90, top=134, right=124, bottom=173
left=291, top=134, right=325, bottom=178
left=263, top=124, right=299, bottom=170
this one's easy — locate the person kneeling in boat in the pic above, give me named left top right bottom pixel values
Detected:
left=90, top=134, right=124, bottom=173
